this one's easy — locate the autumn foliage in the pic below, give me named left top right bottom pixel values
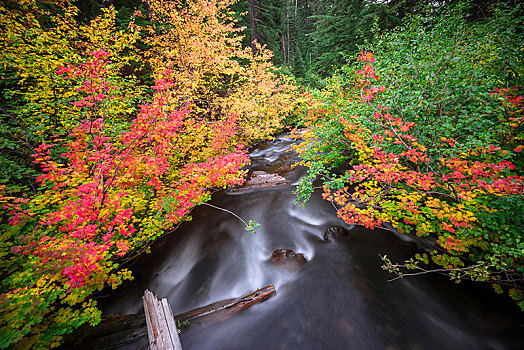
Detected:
left=0, top=0, right=296, bottom=348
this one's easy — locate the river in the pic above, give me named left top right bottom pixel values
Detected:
left=100, top=134, right=523, bottom=350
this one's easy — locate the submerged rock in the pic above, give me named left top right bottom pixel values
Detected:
left=269, top=249, right=307, bottom=270
left=324, top=226, right=349, bottom=241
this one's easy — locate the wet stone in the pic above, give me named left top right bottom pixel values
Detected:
left=269, top=249, right=307, bottom=270
left=324, top=226, right=349, bottom=241
left=227, top=171, right=290, bottom=193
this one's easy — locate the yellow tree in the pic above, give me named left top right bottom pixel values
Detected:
left=223, top=42, right=297, bottom=140
left=143, top=0, right=296, bottom=143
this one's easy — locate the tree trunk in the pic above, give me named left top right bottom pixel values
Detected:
left=282, top=35, right=287, bottom=67
left=286, top=6, right=290, bottom=68
left=248, top=0, right=258, bottom=56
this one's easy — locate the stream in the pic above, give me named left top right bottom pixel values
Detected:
left=100, top=134, right=523, bottom=350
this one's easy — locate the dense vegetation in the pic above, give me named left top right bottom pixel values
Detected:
left=0, top=0, right=522, bottom=348
left=294, top=1, right=523, bottom=310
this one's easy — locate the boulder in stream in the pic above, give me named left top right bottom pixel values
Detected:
left=269, top=249, right=307, bottom=270
left=246, top=171, right=288, bottom=186
left=228, top=171, right=290, bottom=193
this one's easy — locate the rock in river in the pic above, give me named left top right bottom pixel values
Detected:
left=246, top=171, right=287, bottom=186
left=269, top=249, right=307, bottom=270
left=227, top=171, right=290, bottom=193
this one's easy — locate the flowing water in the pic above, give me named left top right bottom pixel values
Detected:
left=101, top=134, right=523, bottom=350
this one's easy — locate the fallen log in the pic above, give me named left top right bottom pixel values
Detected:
left=176, top=284, right=276, bottom=325
left=143, top=289, right=183, bottom=350
left=61, top=285, right=276, bottom=350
